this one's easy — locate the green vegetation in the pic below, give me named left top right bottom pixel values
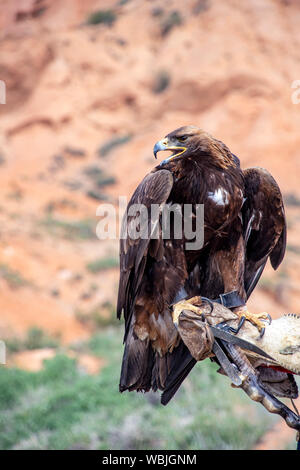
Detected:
left=44, top=198, right=77, bottom=214
left=86, top=257, right=119, bottom=273
left=0, top=264, right=30, bottom=289
left=0, top=327, right=281, bottom=450
left=98, top=135, right=132, bottom=157
left=284, top=193, right=300, bottom=207
left=63, top=146, right=86, bottom=158
left=76, top=302, right=119, bottom=329
left=83, top=166, right=116, bottom=188
left=6, top=328, right=60, bottom=354
left=83, top=165, right=116, bottom=200
left=85, top=190, right=107, bottom=201
left=285, top=439, right=299, bottom=450
left=40, top=216, right=96, bottom=240
left=151, top=7, right=164, bottom=18
left=152, top=70, right=171, bottom=94
left=0, top=152, right=6, bottom=165
left=192, top=0, right=210, bottom=15
left=94, top=175, right=116, bottom=188
left=86, top=10, right=116, bottom=27
left=160, top=11, right=183, bottom=37
left=287, top=244, right=300, bottom=255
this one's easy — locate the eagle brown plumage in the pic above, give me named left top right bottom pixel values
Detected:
left=117, top=126, right=286, bottom=404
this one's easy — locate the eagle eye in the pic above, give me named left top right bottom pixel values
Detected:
left=177, top=135, right=188, bottom=143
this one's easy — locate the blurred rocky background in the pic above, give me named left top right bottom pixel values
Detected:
left=0, top=0, right=299, bottom=450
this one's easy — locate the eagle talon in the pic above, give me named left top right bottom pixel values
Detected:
left=217, top=315, right=246, bottom=335
left=172, top=296, right=203, bottom=325
left=259, top=327, right=265, bottom=338
left=266, top=313, right=272, bottom=325
left=235, top=309, right=271, bottom=335
left=200, top=296, right=214, bottom=314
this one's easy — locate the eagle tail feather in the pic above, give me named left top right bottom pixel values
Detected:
left=119, top=326, right=154, bottom=393
left=119, top=328, right=197, bottom=404
left=159, top=341, right=197, bottom=405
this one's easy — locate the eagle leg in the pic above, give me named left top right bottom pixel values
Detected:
left=233, top=308, right=272, bottom=337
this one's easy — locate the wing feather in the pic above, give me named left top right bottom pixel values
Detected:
left=117, top=169, right=174, bottom=339
left=242, top=167, right=286, bottom=298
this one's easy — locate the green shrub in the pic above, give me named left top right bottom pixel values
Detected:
left=160, top=11, right=183, bottom=36
left=84, top=166, right=116, bottom=188
left=86, top=257, right=119, bottom=273
left=86, top=10, right=116, bottom=26
left=0, top=264, right=30, bottom=289
left=152, top=70, right=171, bottom=94
left=25, top=328, right=60, bottom=351
left=41, top=216, right=96, bottom=240
left=63, top=146, right=86, bottom=158
left=6, top=328, right=60, bottom=353
left=192, top=0, right=210, bottom=15
left=284, top=193, right=300, bottom=207
left=98, top=135, right=132, bottom=157
left=76, top=302, right=119, bottom=330
left=287, top=245, right=300, bottom=255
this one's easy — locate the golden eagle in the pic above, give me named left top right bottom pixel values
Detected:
left=117, top=126, right=286, bottom=404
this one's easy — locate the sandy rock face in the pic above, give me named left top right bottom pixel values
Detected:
left=9, top=348, right=105, bottom=374
left=0, top=40, right=54, bottom=113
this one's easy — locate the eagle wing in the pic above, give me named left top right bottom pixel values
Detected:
left=117, top=169, right=196, bottom=397
left=242, top=167, right=286, bottom=298
left=117, top=168, right=174, bottom=338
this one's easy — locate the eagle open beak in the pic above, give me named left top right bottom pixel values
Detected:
left=153, top=138, right=187, bottom=166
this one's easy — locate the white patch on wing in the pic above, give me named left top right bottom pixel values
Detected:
left=208, top=188, right=229, bottom=206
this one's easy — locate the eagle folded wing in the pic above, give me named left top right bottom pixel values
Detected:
left=117, top=169, right=174, bottom=339
left=242, top=167, right=286, bottom=298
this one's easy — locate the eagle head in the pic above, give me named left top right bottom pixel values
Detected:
left=153, top=126, right=236, bottom=169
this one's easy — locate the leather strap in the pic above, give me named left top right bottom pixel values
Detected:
left=213, top=290, right=245, bottom=309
